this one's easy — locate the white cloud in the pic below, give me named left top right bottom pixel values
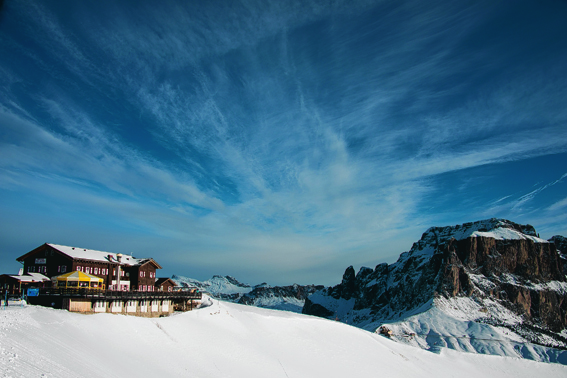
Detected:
left=547, top=197, right=567, bottom=212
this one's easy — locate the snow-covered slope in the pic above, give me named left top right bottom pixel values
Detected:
left=1, top=302, right=566, bottom=377
left=173, top=274, right=322, bottom=312
left=303, top=218, right=567, bottom=363
left=385, top=296, right=567, bottom=364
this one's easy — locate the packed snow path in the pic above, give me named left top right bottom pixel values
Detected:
left=1, top=301, right=565, bottom=378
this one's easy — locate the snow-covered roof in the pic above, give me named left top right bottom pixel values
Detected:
left=45, top=244, right=161, bottom=268
left=9, top=273, right=50, bottom=283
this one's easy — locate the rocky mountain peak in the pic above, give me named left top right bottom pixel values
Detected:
left=303, top=219, right=567, bottom=360
left=409, top=218, right=540, bottom=255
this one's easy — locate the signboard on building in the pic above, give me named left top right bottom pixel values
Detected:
left=27, top=288, right=39, bottom=297
left=35, top=258, right=47, bottom=264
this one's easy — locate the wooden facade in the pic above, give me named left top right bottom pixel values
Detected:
left=3, top=243, right=202, bottom=317
left=16, top=244, right=162, bottom=292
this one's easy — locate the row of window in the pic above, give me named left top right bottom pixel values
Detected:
left=95, top=300, right=168, bottom=307
left=77, top=266, right=113, bottom=276
left=108, top=284, right=129, bottom=291
left=27, top=264, right=157, bottom=280
left=139, top=271, right=156, bottom=278
left=106, top=285, right=159, bottom=292
left=27, top=266, right=47, bottom=273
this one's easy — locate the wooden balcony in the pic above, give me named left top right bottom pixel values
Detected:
left=35, top=287, right=202, bottom=301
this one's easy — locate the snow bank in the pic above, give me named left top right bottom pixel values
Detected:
left=384, top=297, right=567, bottom=364
left=1, top=302, right=566, bottom=377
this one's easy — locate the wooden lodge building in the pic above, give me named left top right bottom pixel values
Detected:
left=5, top=243, right=201, bottom=317
left=17, top=243, right=162, bottom=292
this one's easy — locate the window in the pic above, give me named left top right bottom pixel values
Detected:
left=61, top=265, right=67, bottom=273
left=94, top=268, right=98, bottom=275
left=77, top=266, right=82, bottom=272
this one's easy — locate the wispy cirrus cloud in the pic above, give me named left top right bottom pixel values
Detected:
left=513, top=173, right=567, bottom=210
left=1, top=0, right=566, bottom=284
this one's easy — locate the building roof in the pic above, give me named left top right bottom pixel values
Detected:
left=155, top=278, right=176, bottom=287
left=7, top=273, right=50, bottom=283
left=17, top=243, right=162, bottom=269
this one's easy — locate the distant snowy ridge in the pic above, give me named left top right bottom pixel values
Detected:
left=173, top=274, right=253, bottom=296
left=303, top=218, right=567, bottom=364
left=172, top=274, right=323, bottom=313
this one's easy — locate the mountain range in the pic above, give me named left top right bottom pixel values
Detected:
left=172, top=274, right=323, bottom=313
left=171, top=218, right=566, bottom=364
left=302, top=218, right=567, bottom=364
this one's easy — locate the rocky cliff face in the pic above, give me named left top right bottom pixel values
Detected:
left=303, top=219, right=567, bottom=359
left=550, top=235, right=567, bottom=276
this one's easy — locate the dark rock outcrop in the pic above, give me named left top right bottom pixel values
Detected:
left=550, top=235, right=567, bottom=276
left=303, top=218, right=567, bottom=340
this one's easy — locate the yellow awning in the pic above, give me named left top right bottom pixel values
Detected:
left=55, top=270, right=103, bottom=283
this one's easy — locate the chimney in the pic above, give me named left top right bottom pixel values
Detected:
left=116, top=254, right=123, bottom=291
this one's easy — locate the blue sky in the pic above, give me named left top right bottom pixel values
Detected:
left=1, top=0, right=566, bottom=285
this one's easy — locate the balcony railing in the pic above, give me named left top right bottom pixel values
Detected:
left=36, top=287, right=202, bottom=300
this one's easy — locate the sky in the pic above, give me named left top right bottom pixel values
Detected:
left=0, top=0, right=566, bottom=286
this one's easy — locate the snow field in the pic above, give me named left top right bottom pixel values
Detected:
left=1, top=300, right=566, bottom=378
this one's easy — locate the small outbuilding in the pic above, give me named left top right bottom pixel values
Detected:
left=54, top=271, right=104, bottom=289
left=0, top=272, right=50, bottom=297
left=155, top=277, right=177, bottom=292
